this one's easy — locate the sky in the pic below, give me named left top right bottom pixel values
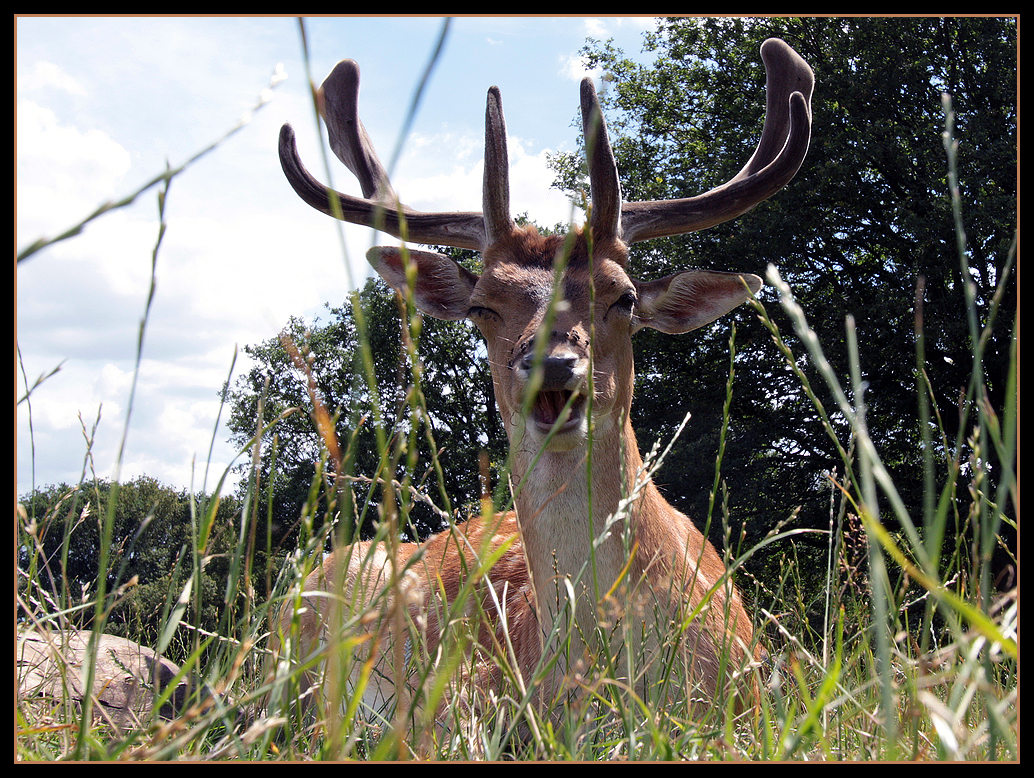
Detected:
left=16, top=15, right=662, bottom=498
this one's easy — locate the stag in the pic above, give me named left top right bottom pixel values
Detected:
left=272, top=38, right=813, bottom=730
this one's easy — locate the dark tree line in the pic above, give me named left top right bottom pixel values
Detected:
left=554, top=17, right=1016, bottom=611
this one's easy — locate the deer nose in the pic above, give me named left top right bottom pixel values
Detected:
left=521, top=351, right=580, bottom=390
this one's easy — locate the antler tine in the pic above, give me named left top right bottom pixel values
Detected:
left=580, top=77, right=622, bottom=247
left=319, top=59, right=396, bottom=203
left=278, top=61, right=488, bottom=251
left=739, top=38, right=814, bottom=182
left=619, top=37, right=814, bottom=245
left=483, top=86, right=516, bottom=245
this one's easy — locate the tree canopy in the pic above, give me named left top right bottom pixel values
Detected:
left=225, top=264, right=505, bottom=554
left=19, top=477, right=241, bottom=658
left=550, top=17, right=1016, bottom=599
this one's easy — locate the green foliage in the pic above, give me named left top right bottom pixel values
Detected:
left=555, top=17, right=1016, bottom=637
left=225, top=269, right=506, bottom=552
left=19, top=477, right=241, bottom=662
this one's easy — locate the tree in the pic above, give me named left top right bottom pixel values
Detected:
left=554, top=17, right=1016, bottom=627
left=225, top=267, right=505, bottom=556
left=18, top=477, right=241, bottom=659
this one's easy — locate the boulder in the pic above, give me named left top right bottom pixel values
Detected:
left=18, top=629, right=189, bottom=729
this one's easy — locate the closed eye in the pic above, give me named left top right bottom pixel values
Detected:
left=468, top=305, right=501, bottom=323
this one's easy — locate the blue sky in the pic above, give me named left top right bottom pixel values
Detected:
left=16, top=16, right=661, bottom=496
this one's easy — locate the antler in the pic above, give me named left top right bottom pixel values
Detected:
left=483, top=86, right=517, bottom=245
left=606, top=38, right=814, bottom=245
left=280, top=38, right=813, bottom=253
left=278, top=59, right=488, bottom=250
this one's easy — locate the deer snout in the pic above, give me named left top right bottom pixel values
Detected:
left=520, top=350, right=583, bottom=391
left=516, top=348, right=589, bottom=438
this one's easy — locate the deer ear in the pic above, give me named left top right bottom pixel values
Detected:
left=634, top=269, right=762, bottom=334
left=367, top=246, right=480, bottom=321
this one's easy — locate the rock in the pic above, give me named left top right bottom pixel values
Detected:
left=18, top=629, right=189, bottom=729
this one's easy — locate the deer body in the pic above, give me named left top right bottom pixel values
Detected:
left=273, top=38, right=813, bottom=726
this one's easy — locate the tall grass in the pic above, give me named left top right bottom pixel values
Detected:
left=17, top=26, right=1016, bottom=761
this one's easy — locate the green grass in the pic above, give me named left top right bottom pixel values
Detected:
left=16, top=24, right=1016, bottom=761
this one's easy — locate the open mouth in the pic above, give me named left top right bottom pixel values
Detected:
left=531, top=389, right=586, bottom=434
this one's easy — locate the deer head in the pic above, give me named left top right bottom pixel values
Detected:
left=279, top=38, right=812, bottom=457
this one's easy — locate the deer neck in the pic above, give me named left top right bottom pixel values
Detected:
left=508, top=410, right=673, bottom=644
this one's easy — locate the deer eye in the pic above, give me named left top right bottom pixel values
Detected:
left=468, top=305, right=501, bottom=323
left=608, top=290, right=637, bottom=317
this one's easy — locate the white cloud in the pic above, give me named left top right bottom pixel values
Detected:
left=395, top=130, right=577, bottom=231
left=17, top=60, right=88, bottom=96
left=95, top=362, right=134, bottom=400
left=581, top=18, right=610, bottom=40
left=17, top=99, right=133, bottom=241
left=507, top=140, right=581, bottom=229
left=559, top=51, right=599, bottom=84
